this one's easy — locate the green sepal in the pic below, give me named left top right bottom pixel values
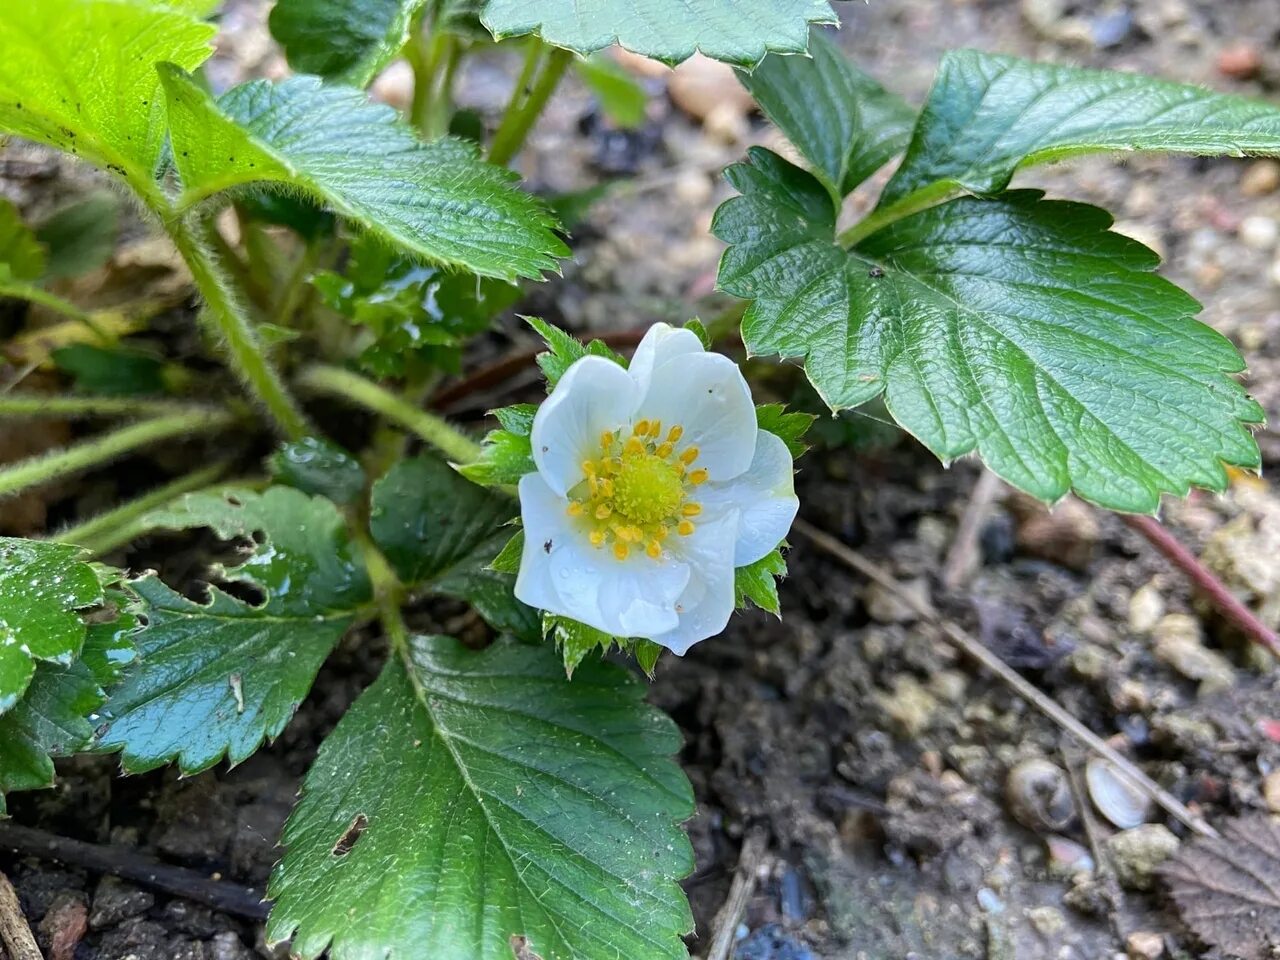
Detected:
left=526, top=316, right=627, bottom=389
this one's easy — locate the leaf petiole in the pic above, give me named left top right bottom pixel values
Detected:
left=489, top=43, right=573, bottom=166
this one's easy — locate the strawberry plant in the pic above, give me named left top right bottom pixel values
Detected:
left=1, top=2, right=1278, bottom=957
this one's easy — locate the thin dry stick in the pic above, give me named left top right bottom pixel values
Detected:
left=1061, top=748, right=1127, bottom=947
left=1122, top=512, right=1280, bottom=660
left=0, top=870, right=43, bottom=960
left=941, top=469, right=1003, bottom=590
left=793, top=518, right=1220, bottom=840
left=705, top=827, right=769, bottom=960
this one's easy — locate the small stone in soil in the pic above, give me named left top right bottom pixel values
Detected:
left=733, top=923, right=816, bottom=960
left=1241, top=159, right=1280, bottom=197
left=89, top=876, right=155, bottom=930
left=1126, top=930, right=1166, bottom=960
left=1105, top=824, right=1180, bottom=890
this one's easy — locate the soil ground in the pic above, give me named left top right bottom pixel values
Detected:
left=3, top=1, right=1280, bottom=958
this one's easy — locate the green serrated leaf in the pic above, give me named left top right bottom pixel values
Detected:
left=270, top=0, right=430, bottom=87
left=0, top=539, right=105, bottom=713
left=881, top=49, right=1280, bottom=212
left=575, top=55, right=649, bottom=129
left=482, top=0, right=839, bottom=66
left=269, top=437, right=367, bottom=506
left=36, top=191, right=121, bottom=281
left=93, top=487, right=372, bottom=773
left=633, top=639, right=663, bottom=677
left=0, top=198, right=46, bottom=282
left=493, top=403, right=538, bottom=435
left=52, top=344, right=166, bottom=396
left=267, top=635, right=694, bottom=960
left=544, top=613, right=615, bottom=677
left=735, top=548, right=786, bottom=615
left=80, top=589, right=140, bottom=688
left=160, top=70, right=568, bottom=282
left=740, top=30, right=915, bottom=196
left=488, top=529, right=523, bottom=575
left=372, top=456, right=536, bottom=637
left=458, top=429, right=535, bottom=486
left=0, top=0, right=214, bottom=193
left=526, top=316, right=627, bottom=388
left=714, top=149, right=1262, bottom=512
left=756, top=403, right=814, bottom=460
left=684, top=317, right=712, bottom=349
left=0, top=661, right=102, bottom=815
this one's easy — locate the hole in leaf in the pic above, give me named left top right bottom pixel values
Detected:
left=331, top=813, right=368, bottom=857
left=509, top=935, right=545, bottom=960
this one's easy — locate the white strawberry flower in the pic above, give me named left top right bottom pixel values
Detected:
left=515, top=323, right=799, bottom=654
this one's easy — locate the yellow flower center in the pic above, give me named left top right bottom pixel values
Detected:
left=567, top=419, right=708, bottom=561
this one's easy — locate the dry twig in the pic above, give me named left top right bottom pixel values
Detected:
left=705, top=827, right=770, bottom=960
left=794, top=518, right=1220, bottom=839
left=941, top=469, right=1003, bottom=590
left=0, top=870, right=43, bottom=960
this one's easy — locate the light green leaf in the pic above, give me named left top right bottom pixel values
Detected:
left=488, top=529, right=523, bottom=575
left=527, top=316, right=627, bottom=388
left=93, top=487, right=372, bottom=774
left=371, top=456, right=536, bottom=638
left=267, top=635, right=694, bottom=960
left=881, top=50, right=1280, bottom=212
left=269, top=0, right=430, bottom=87
left=160, top=70, right=567, bottom=282
left=735, top=548, right=786, bottom=615
left=0, top=661, right=102, bottom=815
left=458, top=419, right=535, bottom=487
left=543, top=614, right=615, bottom=677
left=0, top=0, right=214, bottom=192
left=575, top=55, right=649, bottom=129
left=714, top=149, right=1262, bottom=512
left=756, top=404, right=814, bottom=460
left=482, top=0, right=839, bottom=66
left=0, top=539, right=105, bottom=713
left=0, top=199, right=46, bottom=282
left=36, top=191, right=121, bottom=281
left=739, top=30, right=915, bottom=196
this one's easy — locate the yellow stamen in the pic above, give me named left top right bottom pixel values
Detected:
left=567, top=501, right=584, bottom=517
left=648, top=419, right=662, bottom=437
left=589, top=529, right=606, bottom=547
left=656, top=442, right=674, bottom=458
left=624, top=437, right=646, bottom=457
left=666, top=425, right=683, bottom=443
left=633, top=419, right=650, bottom=436
left=689, top=468, right=709, bottom=485
left=681, top=502, right=702, bottom=517
left=677, top=520, right=696, bottom=536
left=582, top=460, right=596, bottom=476
left=646, top=540, right=662, bottom=559
left=588, top=474, right=599, bottom=495
left=655, top=524, right=669, bottom=540
left=679, top=446, right=700, bottom=465
left=600, top=430, right=615, bottom=449
left=613, top=541, right=630, bottom=561
left=595, top=503, right=613, bottom=520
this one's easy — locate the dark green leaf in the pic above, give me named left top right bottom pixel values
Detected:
left=36, top=191, right=121, bottom=280
left=269, top=437, right=367, bottom=506
left=0, top=0, right=214, bottom=190
left=269, top=0, right=430, bottom=87
left=881, top=50, right=1280, bottom=211
left=52, top=344, right=165, bottom=396
left=371, top=456, right=536, bottom=637
left=714, top=149, right=1262, bottom=511
left=740, top=30, right=915, bottom=196
left=160, top=70, right=567, bottom=282
left=575, top=55, right=649, bottom=129
left=482, top=0, right=840, bottom=66
left=267, top=635, right=694, bottom=960
left=94, top=487, right=372, bottom=773
left=755, top=403, right=815, bottom=459
left=0, top=539, right=105, bottom=713
left=735, top=548, right=786, bottom=615
left=0, top=198, right=46, bottom=282
left=0, top=661, right=101, bottom=815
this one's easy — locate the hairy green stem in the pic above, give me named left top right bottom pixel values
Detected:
left=0, top=281, right=111, bottom=340
left=53, top=462, right=232, bottom=556
left=489, top=44, right=572, bottom=166
left=297, top=364, right=481, bottom=464
left=166, top=216, right=309, bottom=438
left=0, top=409, right=236, bottom=501
left=0, top=395, right=220, bottom=419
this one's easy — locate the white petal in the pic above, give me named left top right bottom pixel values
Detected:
left=637, top=352, right=758, bottom=482
left=514, top=473, right=578, bottom=615
left=549, top=543, right=689, bottom=638
left=531, top=356, right=641, bottom=496
left=650, top=509, right=740, bottom=655
left=628, top=323, right=705, bottom=396
left=700, top=431, right=799, bottom=566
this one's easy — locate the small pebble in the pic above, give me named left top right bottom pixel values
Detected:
left=1105, top=824, right=1180, bottom=890
left=1242, top=159, right=1280, bottom=197
left=1152, top=614, right=1236, bottom=694
left=1126, top=930, right=1165, bottom=960
left=1127, top=580, right=1164, bottom=634
left=1026, top=905, right=1066, bottom=937
left=1239, top=215, right=1279, bottom=250
left=1263, top=770, right=1280, bottom=813
left=1217, top=42, right=1262, bottom=80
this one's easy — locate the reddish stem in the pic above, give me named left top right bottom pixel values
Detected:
left=1123, top=512, right=1280, bottom=659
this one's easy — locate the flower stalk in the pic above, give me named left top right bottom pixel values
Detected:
left=488, top=44, right=573, bottom=166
